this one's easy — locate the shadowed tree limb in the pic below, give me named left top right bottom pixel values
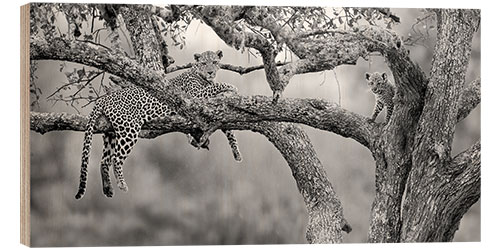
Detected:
left=247, top=122, right=351, bottom=243
left=29, top=111, right=352, bottom=242
left=28, top=5, right=481, bottom=243
left=30, top=4, right=355, bottom=242
left=194, top=6, right=283, bottom=101
left=439, top=141, right=481, bottom=241
left=193, top=5, right=424, bottom=105
left=30, top=38, right=377, bottom=148
left=400, top=9, right=480, bottom=242
left=457, top=78, right=481, bottom=123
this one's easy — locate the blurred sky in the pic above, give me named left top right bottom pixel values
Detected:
left=30, top=6, right=480, bottom=246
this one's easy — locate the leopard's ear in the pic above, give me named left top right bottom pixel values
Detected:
left=194, top=53, right=201, bottom=61
left=381, top=72, right=387, bottom=80
left=365, top=72, right=371, bottom=81
left=216, top=50, right=223, bottom=59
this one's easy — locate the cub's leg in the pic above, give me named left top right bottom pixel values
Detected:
left=369, top=100, right=384, bottom=122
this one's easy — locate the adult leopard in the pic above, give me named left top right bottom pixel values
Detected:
left=75, top=50, right=241, bottom=199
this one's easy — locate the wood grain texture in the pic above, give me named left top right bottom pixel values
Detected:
left=20, top=3, right=30, bottom=247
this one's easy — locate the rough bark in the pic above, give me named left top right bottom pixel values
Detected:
left=366, top=22, right=428, bottom=244
left=120, top=5, right=165, bottom=72
left=366, top=9, right=480, bottom=243
left=30, top=38, right=375, bottom=147
left=457, top=78, right=481, bottom=123
left=29, top=4, right=481, bottom=243
left=30, top=111, right=351, bottom=242
left=30, top=3, right=352, bottom=243
left=194, top=6, right=420, bottom=101
left=248, top=122, right=351, bottom=243
left=401, top=9, right=480, bottom=242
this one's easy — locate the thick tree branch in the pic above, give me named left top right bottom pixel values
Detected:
left=222, top=95, right=375, bottom=147
left=365, top=27, right=429, bottom=244
left=30, top=93, right=375, bottom=148
left=401, top=9, right=480, bottom=242
left=30, top=110, right=352, bottom=242
left=194, top=5, right=426, bottom=105
left=457, top=78, right=481, bottom=122
left=440, top=141, right=481, bottom=241
left=30, top=111, right=194, bottom=138
left=30, top=37, right=193, bottom=112
left=244, top=122, right=351, bottom=242
left=31, top=38, right=375, bottom=148
left=194, top=6, right=284, bottom=101
left=120, top=5, right=165, bottom=72
left=399, top=141, right=480, bottom=242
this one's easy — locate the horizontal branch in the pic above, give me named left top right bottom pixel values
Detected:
left=221, top=95, right=375, bottom=147
left=30, top=109, right=352, bottom=242
left=30, top=111, right=194, bottom=138
left=221, top=62, right=289, bottom=75
left=31, top=38, right=375, bottom=148
left=165, top=62, right=289, bottom=75
left=30, top=93, right=376, bottom=148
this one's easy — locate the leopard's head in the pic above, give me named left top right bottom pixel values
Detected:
left=365, top=72, right=388, bottom=90
left=193, top=50, right=223, bottom=81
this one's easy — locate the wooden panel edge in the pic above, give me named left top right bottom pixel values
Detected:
left=20, top=3, right=31, bottom=247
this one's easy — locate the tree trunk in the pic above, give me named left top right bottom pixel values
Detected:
left=400, top=9, right=480, bottom=242
left=75, top=4, right=353, bottom=243
left=367, top=9, right=480, bottom=242
left=28, top=4, right=481, bottom=243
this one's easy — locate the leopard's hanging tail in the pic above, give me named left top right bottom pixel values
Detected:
left=223, top=130, right=242, bottom=162
left=75, top=108, right=102, bottom=199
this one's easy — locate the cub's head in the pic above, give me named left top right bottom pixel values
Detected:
left=193, top=50, right=223, bottom=81
left=365, top=72, right=388, bottom=89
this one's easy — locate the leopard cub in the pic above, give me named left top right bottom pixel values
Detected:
left=365, top=72, right=395, bottom=124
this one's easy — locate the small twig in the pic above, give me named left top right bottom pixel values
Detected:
left=221, top=62, right=288, bottom=75
left=90, top=7, right=96, bottom=33
left=319, top=71, right=327, bottom=86
left=69, top=71, right=104, bottom=98
left=165, top=62, right=289, bottom=75
left=295, top=29, right=351, bottom=39
left=47, top=82, right=76, bottom=99
left=165, top=62, right=193, bottom=73
left=97, top=71, right=106, bottom=95
left=375, top=8, right=401, bottom=23
left=75, top=39, right=111, bottom=51
left=333, top=69, right=342, bottom=106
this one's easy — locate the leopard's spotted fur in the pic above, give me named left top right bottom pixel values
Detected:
left=75, top=50, right=241, bottom=199
left=365, top=72, right=395, bottom=124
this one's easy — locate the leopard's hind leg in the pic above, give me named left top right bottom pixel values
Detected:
left=111, top=122, right=142, bottom=192
left=100, top=132, right=115, bottom=198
